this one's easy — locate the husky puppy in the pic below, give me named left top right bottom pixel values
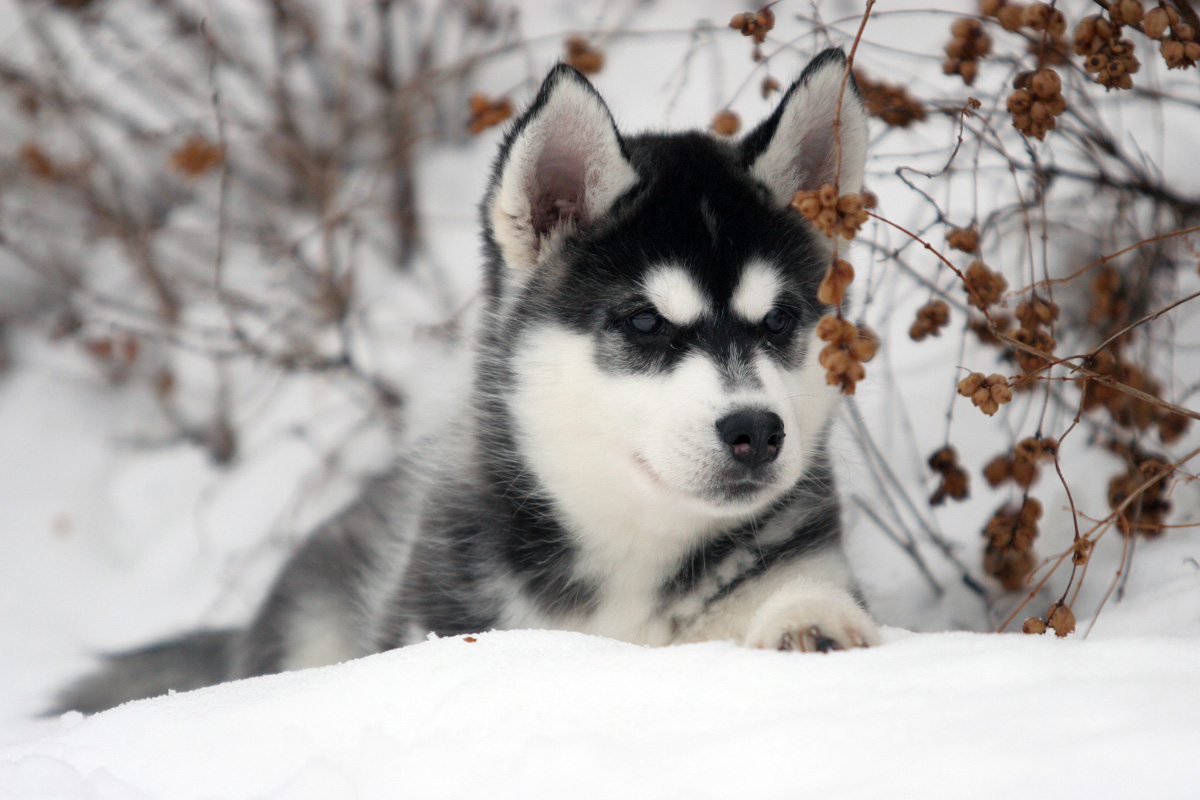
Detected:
left=58, top=48, right=880, bottom=714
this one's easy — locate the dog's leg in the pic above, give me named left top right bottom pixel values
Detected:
left=741, top=578, right=880, bottom=651
left=673, top=550, right=880, bottom=651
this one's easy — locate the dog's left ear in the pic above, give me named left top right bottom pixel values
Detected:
left=742, top=49, right=868, bottom=206
left=487, top=65, right=638, bottom=272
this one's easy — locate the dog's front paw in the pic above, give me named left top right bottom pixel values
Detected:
left=743, top=580, right=881, bottom=652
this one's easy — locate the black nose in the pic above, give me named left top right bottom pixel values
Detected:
left=716, top=409, right=785, bottom=466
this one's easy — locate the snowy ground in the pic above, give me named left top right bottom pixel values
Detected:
left=2, top=0, right=1200, bottom=797
left=4, top=629, right=1200, bottom=799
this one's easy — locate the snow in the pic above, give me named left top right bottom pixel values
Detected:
left=2, top=0, right=1200, bottom=796
left=3, top=628, right=1199, bottom=800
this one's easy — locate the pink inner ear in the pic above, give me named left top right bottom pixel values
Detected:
left=795, top=125, right=838, bottom=194
left=532, top=144, right=587, bottom=237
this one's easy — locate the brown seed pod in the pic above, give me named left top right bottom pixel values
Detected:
left=730, top=7, right=775, bottom=44
left=964, top=261, right=1008, bottom=310
left=998, top=3, right=1025, bottom=32
left=929, top=446, right=970, bottom=505
left=1007, top=88, right=1034, bottom=114
left=983, top=502, right=1039, bottom=590
left=1023, top=2, right=1051, bottom=30
left=1071, top=537, right=1095, bottom=566
left=1143, top=7, right=1171, bottom=38
left=957, top=372, right=1012, bottom=416
left=818, top=259, right=856, bottom=306
left=817, top=314, right=857, bottom=346
left=910, top=300, right=951, bottom=341
left=171, top=136, right=224, bottom=176
left=816, top=316, right=875, bottom=395
left=1117, top=0, right=1144, bottom=26
left=564, top=36, right=605, bottom=75
left=468, top=94, right=514, bottom=134
left=1048, top=603, right=1076, bottom=637
left=944, top=17, right=992, bottom=85
left=1022, top=617, right=1048, bottom=634
left=947, top=227, right=980, bottom=253
left=1030, top=68, right=1062, bottom=99
left=1015, top=297, right=1060, bottom=328
left=792, top=186, right=870, bottom=240
left=711, top=110, right=740, bottom=136
left=848, top=324, right=880, bottom=363
left=983, top=455, right=1013, bottom=487
left=854, top=70, right=928, bottom=128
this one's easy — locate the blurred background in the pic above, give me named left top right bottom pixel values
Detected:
left=1, top=0, right=1198, bottom=721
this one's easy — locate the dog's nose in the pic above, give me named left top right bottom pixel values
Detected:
left=716, top=409, right=785, bottom=466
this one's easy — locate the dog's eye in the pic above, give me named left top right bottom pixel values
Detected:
left=762, top=308, right=795, bottom=335
left=626, top=309, right=666, bottom=336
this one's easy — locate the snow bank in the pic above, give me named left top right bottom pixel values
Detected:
left=3, top=628, right=1199, bottom=799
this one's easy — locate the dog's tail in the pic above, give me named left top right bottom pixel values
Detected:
left=51, top=628, right=239, bottom=715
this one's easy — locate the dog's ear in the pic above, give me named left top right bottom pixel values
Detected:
left=742, top=48, right=868, bottom=207
left=487, top=65, right=638, bottom=272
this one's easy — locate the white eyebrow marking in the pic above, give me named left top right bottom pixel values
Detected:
left=732, top=260, right=783, bottom=321
left=642, top=265, right=711, bottom=327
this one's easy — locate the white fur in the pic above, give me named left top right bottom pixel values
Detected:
left=643, top=265, right=711, bottom=326
left=743, top=574, right=880, bottom=650
left=504, top=317, right=842, bottom=645
left=731, top=260, right=783, bottom=322
left=491, top=75, right=638, bottom=272
left=748, top=57, right=869, bottom=206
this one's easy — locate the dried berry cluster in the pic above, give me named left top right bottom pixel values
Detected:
left=170, top=136, right=224, bottom=176
left=943, top=17, right=992, bottom=85
left=1082, top=349, right=1186, bottom=436
left=1023, top=601, right=1076, bottom=636
left=910, top=299, right=950, bottom=341
left=20, top=143, right=68, bottom=181
left=468, top=94, right=513, bottom=134
left=564, top=36, right=604, bottom=75
left=984, top=436, right=1058, bottom=488
left=818, top=259, right=854, bottom=306
left=711, top=110, right=740, bottom=136
left=1074, top=13, right=1140, bottom=89
left=1145, top=5, right=1200, bottom=68
left=983, top=497, right=1042, bottom=590
left=1007, top=68, right=1066, bottom=139
left=853, top=70, right=927, bottom=128
left=981, top=0, right=1068, bottom=37
left=968, top=312, right=1010, bottom=347
left=929, top=446, right=970, bottom=505
left=729, top=6, right=775, bottom=44
left=1082, top=268, right=1189, bottom=442
left=816, top=315, right=878, bottom=395
left=1108, top=447, right=1173, bottom=536
left=1011, top=295, right=1058, bottom=376
left=958, top=371, right=1013, bottom=416
left=792, top=185, right=871, bottom=240
left=947, top=227, right=979, bottom=253
left=963, top=260, right=1008, bottom=310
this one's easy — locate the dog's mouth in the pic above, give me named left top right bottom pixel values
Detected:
left=630, top=453, right=776, bottom=507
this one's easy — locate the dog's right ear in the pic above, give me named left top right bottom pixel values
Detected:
left=486, top=65, right=638, bottom=273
